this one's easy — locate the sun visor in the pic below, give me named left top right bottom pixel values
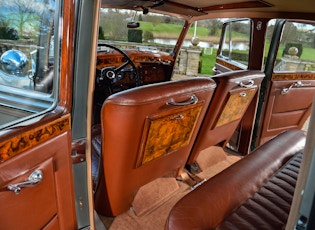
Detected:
left=152, top=2, right=206, bottom=17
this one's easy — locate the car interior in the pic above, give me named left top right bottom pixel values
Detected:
left=1, top=0, right=315, bottom=229
left=90, top=1, right=315, bottom=229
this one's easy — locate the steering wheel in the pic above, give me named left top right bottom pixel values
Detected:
left=96, top=43, right=141, bottom=95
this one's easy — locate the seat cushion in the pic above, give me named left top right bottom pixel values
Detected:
left=91, top=124, right=102, bottom=189
left=91, top=134, right=101, bottom=187
left=165, top=130, right=306, bottom=230
left=217, top=151, right=303, bottom=230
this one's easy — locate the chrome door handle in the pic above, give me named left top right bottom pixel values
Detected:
left=7, top=169, right=43, bottom=194
left=281, top=81, right=312, bottom=95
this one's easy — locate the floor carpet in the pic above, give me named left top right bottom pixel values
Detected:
left=99, top=146, right=241, bottom=229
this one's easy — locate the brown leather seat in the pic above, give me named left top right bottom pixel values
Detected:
left=166, top=130, right=306, bottom=230
left=93, top=78, right=216, bottom=216
left=186, top=70, right=265, bottom=172
left=218, top=151, right=303, bottom=229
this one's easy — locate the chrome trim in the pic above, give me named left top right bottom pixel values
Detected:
left=281, top=81, right=312, bottom=95
left=167, top=94, right=198, bottom=106
left=239, top=79, right=254, bottom=88
left=7, top=169, right=43, bottom=195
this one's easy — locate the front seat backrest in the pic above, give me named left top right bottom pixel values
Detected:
left=186, top=70, right=265, bottom=169
left=94, top=78, right=216, bottom=216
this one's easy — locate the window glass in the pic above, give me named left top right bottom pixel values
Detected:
left=274, top=21, right=315, bottom=72
left=99, top=8, right=185, bottom=52
left=263, top=19, right=277, bottom=67
left=220, top=19, right=251, bottom=67
left=0, top=0, right=57, bottom=128
left=180, top=19, right=225, bottom=76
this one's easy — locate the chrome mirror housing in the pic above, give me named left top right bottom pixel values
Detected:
left=0, top=49, right=29, bottom=76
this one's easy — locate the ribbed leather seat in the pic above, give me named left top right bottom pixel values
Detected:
left=218, top=151, right=302, bottom=230
left=165, top=130, right=306, bottom=230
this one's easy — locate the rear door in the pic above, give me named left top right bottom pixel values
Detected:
left=254, top=19, right=315, bottom=146
left=214, top=19, right=315, bottom=152
left=0, top=0, right=77, bottom=229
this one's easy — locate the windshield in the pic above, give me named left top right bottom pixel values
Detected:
left=99, top=8, right=185, bottom=53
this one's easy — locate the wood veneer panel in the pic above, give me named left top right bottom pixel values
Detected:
left=138, top=103, right=203, bottom=166
left=0, top=115, right=70, bottom=162
left=216, top=58, right=244, bottom=71
left=272, top=73, right=315, bottom=81
left=215, top=89, right=256, bottom=127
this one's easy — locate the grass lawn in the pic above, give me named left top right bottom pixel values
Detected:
left=199, top=48, right=218, bottom=75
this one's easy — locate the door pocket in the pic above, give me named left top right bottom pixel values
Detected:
left=0, top=157, right=58, bottom=230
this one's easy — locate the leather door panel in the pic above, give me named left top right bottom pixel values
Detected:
left=1, top=158, right=58, bottom=230
left=0, top=116, right=76, bottom=229
left=259, top=78, right=315, bottom=145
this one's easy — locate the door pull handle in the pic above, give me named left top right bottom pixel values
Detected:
left=281, top=81, right=311, bottom=95
left=239, top=79, right=255, bottom=88
left=7, top=169, right=43, bottom=194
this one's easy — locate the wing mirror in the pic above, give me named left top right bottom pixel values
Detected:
left=0, top=49, right=28, bottom=76
left=0, top=49, right=37, bottom=78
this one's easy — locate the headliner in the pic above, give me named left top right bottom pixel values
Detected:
left=102, top=0, right=315, bottom=21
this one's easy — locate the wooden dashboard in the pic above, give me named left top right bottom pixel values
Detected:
left=96, top=49, right=174, bottom=85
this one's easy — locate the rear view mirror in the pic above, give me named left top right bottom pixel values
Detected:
left=127, top=22, right=140, bottom=29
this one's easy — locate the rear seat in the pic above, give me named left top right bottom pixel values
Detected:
left=165, top=130, right=306, bottom=230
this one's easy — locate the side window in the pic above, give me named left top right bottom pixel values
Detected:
left=263, top=19, right=277, bottom=67
left=175, top=19, right=225, bottom=77
left=274, top=21, right=315, bottom=72
left=0, top=0, right=57, bottom=128
left=220, top=19, right=251, bottom=68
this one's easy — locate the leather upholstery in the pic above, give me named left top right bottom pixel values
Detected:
left=93, top=78, right=216, bottom=216
left=187, top=70, right=265, bottom=166
left=91, top=124, right=102, bottom=189
left=259, top=80, right=315, bottom=145
left=218, top=151, right=302, bottom=229
left=0, top=131, right=77, bottom=229
left=166, top=130, right=306, bottom=230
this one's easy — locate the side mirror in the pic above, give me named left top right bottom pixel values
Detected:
left=0, top=49, right=28, bottom=76
left=127, top=22, right=140, bottom=29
